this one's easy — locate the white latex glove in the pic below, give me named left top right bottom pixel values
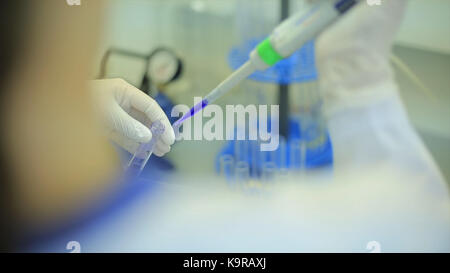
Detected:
left=315, top=0, right=407, bottom=116
left=90, top=78, right=175, bottom=157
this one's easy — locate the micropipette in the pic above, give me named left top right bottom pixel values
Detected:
left=173, top=0, right=359, bottom=129
left=125, top=120, right=165, bottom=177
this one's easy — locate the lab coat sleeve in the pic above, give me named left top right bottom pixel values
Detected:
left=327, top=81, right=447, bottom=188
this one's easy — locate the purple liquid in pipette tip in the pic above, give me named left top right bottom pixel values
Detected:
left=173, top=99, right=209, bottom=128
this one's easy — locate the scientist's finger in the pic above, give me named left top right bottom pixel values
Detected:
left=156, top=139, right=171, bottom=154
left=123, top=82, right=175, bottom=146
left=153, top=148, right=165, bottom=157
left=151, top=140, right=171, bottom=157
left=109, top=102, right=153, bottom=143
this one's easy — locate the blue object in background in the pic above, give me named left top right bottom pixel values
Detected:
left=225, top=37, right=330, bottom=179
left=228, top=38, right=318, bottom=84
left=215, top=117, right=333, bottom=179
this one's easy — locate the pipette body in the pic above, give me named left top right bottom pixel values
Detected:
left=173, top=0, right=359, bottom=129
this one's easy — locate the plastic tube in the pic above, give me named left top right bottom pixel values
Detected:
left=125, top=120, right=165, bottom=177
left=219, top=154, right=235, bottom=181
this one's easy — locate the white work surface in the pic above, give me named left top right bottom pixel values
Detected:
left=29, top=141, right=450, bottom=252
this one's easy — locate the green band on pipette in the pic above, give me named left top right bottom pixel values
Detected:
left=257, top=38, right=283, bottom=66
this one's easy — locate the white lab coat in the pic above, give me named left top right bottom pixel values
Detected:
left=324, top=80, right=450, bottom=252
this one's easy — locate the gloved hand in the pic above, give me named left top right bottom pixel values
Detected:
left=315, top=0, right=407, bottom=115
left=90, top=78, right=175, bottom=157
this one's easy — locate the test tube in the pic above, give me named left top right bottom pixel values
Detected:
left=235, top=139, right=250, bottom=163
left=242, top=140, right=249, bottom=162
left=219, top=154, right=235, bottom=181
left=261, top=162, right=277, bottom=182
left=234, top=140, right=240, bottom=162
left=278, top=136, right=288, bottom=175
left=125, top=120, right=165, bottom=177
left=235, top=161, right=250, bottom=184
left=269, top=145, right=277, bottom=164
left=250, top=140, right=260, bottom=178
left=289, top=138, right=302, bottom=170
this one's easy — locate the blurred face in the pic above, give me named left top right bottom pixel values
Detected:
left=2, top=1, right=119, bottom=229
